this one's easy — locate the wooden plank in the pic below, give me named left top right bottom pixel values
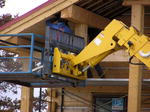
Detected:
left=47, top=88, right=52, bottom=112
left=66, top=86, right=128, bottom=95
left=0, top=0, right=80, bottom=35
left=21, top=87, right=33, bottom=112
left=61, top=5, right=110, bottom=29
left=123, top=0, right=150, bottom=6
left=128, top=4, right=144, bottom=112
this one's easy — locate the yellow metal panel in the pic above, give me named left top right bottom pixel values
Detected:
left=52, top=48, right=87, bottom=80
left=53, top=48, right=61, bottom=73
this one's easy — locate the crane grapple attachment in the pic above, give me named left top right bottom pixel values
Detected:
left=52, top=48, right=87, bottom=80
left=43, top=27, right=87, bottom=80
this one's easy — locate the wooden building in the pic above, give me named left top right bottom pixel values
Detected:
left=0, top=0, right=150, bottom=112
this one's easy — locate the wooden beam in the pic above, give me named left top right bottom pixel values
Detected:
left=61, top=5, right=110, bottom=29
left=21, top=87, right=33, bottom=112
left=128, top=4, right=144, bottom=112
left=123, top=0, right=150, bottom=6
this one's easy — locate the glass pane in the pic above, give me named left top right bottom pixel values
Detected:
left=95, top=97, right=126, bottom=112
left=96, top=98, right=112, bottom=112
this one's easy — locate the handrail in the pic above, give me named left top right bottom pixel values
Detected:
left=0, top=33, right=44, bottom=74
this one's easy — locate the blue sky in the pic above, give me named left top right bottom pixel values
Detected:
left=0, top=0, right=48, bottom=15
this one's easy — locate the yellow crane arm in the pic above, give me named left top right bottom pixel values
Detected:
left=52, top=19, right=150, bottom=80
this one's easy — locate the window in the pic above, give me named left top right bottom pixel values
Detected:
left=93, top=94, right=127, bottom=112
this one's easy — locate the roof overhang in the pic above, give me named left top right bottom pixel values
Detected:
left=0, top=0, right=80, bottom=35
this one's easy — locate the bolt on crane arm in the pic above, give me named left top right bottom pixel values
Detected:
left=52, top=19, right=150, bottom=80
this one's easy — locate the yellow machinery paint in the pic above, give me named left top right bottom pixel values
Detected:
left=52, top=19, right=150, bottom=80
left=53, top=48, right=87, bottom=80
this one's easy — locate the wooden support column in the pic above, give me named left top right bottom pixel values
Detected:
left=128, top=4, right=144, bottom=112
left=21, top=87, right=33, bottom=112
left=74, top=18, right=101, bottom=77
left=75, top=24, right=88, bottom=44
left=19, top=51, right=33, bottom=112
left=47, top=88, right=57, bottom=112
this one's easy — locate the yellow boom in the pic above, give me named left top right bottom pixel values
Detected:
left=52, top=19, right=150, bottom=80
